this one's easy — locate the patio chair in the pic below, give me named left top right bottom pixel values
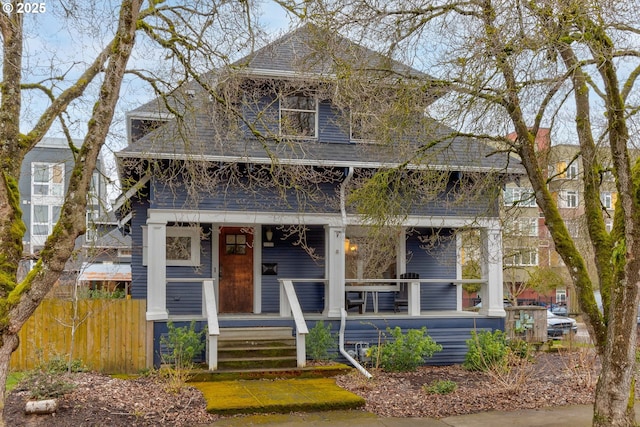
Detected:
left=394, top=272, right=419, bottom=312
left=346, top=291, right=366, bottom=314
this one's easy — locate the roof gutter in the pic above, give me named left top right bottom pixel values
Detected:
left=115, top=151, right=525, bottom=176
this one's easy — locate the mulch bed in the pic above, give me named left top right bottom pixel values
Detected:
left=3, top=348, right=608, bottom=426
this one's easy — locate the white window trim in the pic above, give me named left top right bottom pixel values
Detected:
left=279, top=94, right=318, bottom=138
left=566, top=163, right=579, bottom=180
left=504, top=187, right=537, bottom=207
left=32, top=162, right=65, bottom=198
left=601, top=191, right=612, bottom=210
left=560, top=190, right=579, bottom=208
left=505, top=248, right=538, bottom=266
left=142, top=226, right=201, bottom=267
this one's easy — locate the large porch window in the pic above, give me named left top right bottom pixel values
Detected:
left=344, top=227, right=397, bottom=281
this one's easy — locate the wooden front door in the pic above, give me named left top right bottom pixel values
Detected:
left=218, top=227, right=254, bottom=313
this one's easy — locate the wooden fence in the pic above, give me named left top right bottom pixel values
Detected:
left=10, top=298, right=147, bottom=374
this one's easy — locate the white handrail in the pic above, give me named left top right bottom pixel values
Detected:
left=203, top=280, right=219, bottom=370
left=280, top=279, right=309, bottom=367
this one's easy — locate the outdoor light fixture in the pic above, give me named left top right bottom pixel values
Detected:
left=264, top=227, right=274, bottom=247
left=345, top=238, right=358, bottom=254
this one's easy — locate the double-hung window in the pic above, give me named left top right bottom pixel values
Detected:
left=560, top=190, right=579, bottom=208
left=600, top=191, right=614, bottom=210
left=504, top=187, right=536, bottom=207
left=279, top=93, right=317, bottom=138
left=31, top=162, right=65, bottom=251
left=566, top=162, right=579, bottom=179
left=32, top=204, right=61, bottom=236
left=505, top=249, right=538, bottom=266
left=33, top=163, right=64, bottom=196
left=509, top=217, right=538, bottom=236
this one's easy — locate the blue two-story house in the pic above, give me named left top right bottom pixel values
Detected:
left=115, top=24, right=520, bottom=370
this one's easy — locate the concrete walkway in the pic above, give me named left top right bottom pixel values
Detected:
left=210, top=404, right=640, bottom=426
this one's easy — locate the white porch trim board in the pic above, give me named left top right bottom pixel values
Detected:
left=144, top=209, right=501, bottom=229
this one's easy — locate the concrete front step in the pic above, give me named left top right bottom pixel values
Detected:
left=219, top=326, right=294, bottom=341
left=219, top=346, right=297, bottom=359
left=217, top=326, right=297, bottom=371
left=190, top=363, right=352, bottom=382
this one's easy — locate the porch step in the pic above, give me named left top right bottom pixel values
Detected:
left=219, top=326, right=294, bottom=341
left=217, top=327, right=297, bottom=371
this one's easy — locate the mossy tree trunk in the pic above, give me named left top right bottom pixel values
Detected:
left=296, top=0, right=640, bottom=425
left=0, top=1, right=143, bottom=424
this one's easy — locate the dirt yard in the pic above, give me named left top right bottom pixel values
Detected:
left=4, top=348, right=605, bottom=426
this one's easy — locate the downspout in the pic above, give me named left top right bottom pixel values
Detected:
left=340, top=166, right=354, bottom=224
left=338, top=167, right=372, bottom=378
left=340, top=308, right=372, bottom=379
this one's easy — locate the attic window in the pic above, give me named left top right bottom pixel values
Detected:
left=279, top=94, right=317, bottom=138
left=350, top=112, right=379, bottom=143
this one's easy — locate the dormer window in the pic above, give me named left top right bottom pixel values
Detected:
left=279, top=94, right=317, bottom=138
left=350, top=112, right=378, bottom=143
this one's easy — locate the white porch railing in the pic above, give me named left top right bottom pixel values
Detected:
left=202, top=280, right=220, bottom=370
left=278, top=279, right=310, bottom=368
left=345, top=278, right=488, bottom=315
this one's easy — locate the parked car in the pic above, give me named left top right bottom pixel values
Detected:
left=473, top=300, right=513, bottom=308
left=547, top=310, right=578, bottom=338
left=549, top=304, right=568, bottom=316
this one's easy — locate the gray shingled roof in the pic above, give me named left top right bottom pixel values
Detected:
left=235, top=23, right=427, bottom=79
left=118, top=25, right=522, bottom=175
left=118, top=109, right=519, bottom=173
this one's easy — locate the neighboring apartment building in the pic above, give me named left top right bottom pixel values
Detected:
left=18, top=137, right=126, bottom=294
left=500, top=130, right=617, bottom=311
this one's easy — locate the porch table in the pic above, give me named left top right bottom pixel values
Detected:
left=345, top=284, right=399, bottom=313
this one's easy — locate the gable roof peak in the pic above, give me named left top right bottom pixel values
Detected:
left=233, top=22, right=426, bottom=80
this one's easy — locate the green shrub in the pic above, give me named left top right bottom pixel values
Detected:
left=306, top=320, right=337, bottom=361
left=424, top=379, right=458, bottom=394
left=81, top=288, right=126, bottom=299
left=21, top=371, right=76, bottom=400
left=160, top=321, right=206, bottom=391
left=464, top=330, right=510, bottom=372
left=37, top=353, right=86, bottom=374
left=508, top=338, right=532, bottom=361
left=370, top=327, right=442, bottom=372
left=20, top=353, right=79, bottom=400
left=161, top=321, right=206, bottom=369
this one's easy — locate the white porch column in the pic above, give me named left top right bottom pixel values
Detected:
left=146, top=218, right=168, bottom=320
left=456, top=233, right=463, bottom=312
left=326, top=225, right=346, bottom=318
left=479, top=224, right=506, bottom=317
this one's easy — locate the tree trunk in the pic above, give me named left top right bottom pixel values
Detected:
left=0, top=334, right=19, bottom=427
left=0, top=0, right=142, bottom=422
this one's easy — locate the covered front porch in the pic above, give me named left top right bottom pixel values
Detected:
left=142, top=209, right=506, bottom=370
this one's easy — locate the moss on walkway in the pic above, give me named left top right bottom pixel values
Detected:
left=191, top=377, right=365, bottom=415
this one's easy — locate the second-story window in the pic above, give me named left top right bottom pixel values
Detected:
left=33, top=163, right=64, bottom=196
left=560, top=190, right=579, bottom=208
left=504, top=187, right=537, bottom=207
left=511, top=217, right=538, bottom=236
left=32, top=204, right=61, bottom=236
left=505, top=248, right=538, bottom=266
left=350, top=112, right=378, bottom=142
left=600, top=191, right=614, bottom=210
left=566, top=162, right=579, bottom=179
left=279, top=93, right=317, bottom=138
